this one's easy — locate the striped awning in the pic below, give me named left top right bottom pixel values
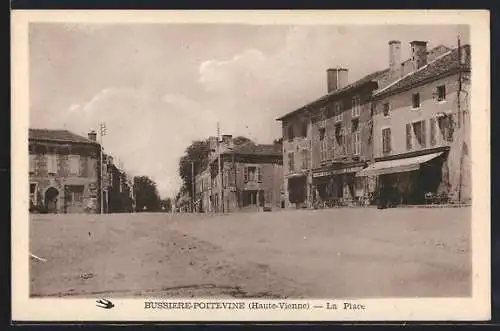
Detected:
left=356, top=152, right=443, bottom=177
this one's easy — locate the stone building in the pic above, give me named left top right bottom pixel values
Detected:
left=277, top=41, right=452, bottom=208
left=358, top=41, right=471, bottom=205
left=29, top=129, right=102, bottom=213
left=195, top=135, right=283, bottom=213
left=104, top=156, right=135, bottom=213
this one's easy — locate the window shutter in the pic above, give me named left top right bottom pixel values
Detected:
left=257, top=167, right=262, bottom=182
left=430, top=118, right=437, bottom=146
left=244, top=166, right=249, bottom=182
left=421, top=120, right=426, bottom=147
left=406, top=124, right=412, bottom=150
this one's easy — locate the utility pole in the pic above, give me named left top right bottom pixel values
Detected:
left=99, top=122, right=107, bottom=214
left=191, top=160, right=195, bottom=213
left=457, top=34, right=463, bottom=204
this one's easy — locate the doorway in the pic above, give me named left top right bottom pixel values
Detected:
left=45, top=187, right=59, bottom=213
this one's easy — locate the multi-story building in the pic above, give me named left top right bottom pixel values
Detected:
left=105, top=156, right=135, bottom=213
left=29, top=129, right=102, bottom=213
left=357, top=41, right=471, bottom=205
left=196, top=135, right=284, bottom=213
left=277, top=40, right=452, bottom=208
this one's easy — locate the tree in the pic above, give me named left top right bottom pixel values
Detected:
left=133, top=176, right=160, bottom=212
left=233, top=136, right=255, bottom=146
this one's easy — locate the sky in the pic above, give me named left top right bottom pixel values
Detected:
left=29, top=23, right=469, bottom=198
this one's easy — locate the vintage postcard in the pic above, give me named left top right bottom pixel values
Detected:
left=11, top=10, right=490, bottom=322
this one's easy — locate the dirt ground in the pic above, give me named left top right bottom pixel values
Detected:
left=29, top=207, right=471, bottom=299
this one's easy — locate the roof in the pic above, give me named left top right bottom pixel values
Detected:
left=374, top=44, right=470, bottom=98
left=275, top=44, right=453, bottom=122
left=276, top=68, right=388, bottom=121
left=225, top=142, right=282, bottom=157
left=29, top=128, right=98, bottom=144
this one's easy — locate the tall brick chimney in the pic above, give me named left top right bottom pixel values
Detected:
left=326, top=68, right=349, bottom=93
left=88, top=130, right=97, bottom=141
left=410, top=40, right=428, bottom=70
left=389, top=40, right=402, bottom=76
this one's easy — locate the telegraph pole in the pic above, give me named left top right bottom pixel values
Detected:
left=99, top=122, right=107, bottom=214
left=217, top=122, right=224, bottom=213
left=191, top=160, right=195, bottom=213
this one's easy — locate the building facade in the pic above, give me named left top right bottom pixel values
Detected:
left=195, top=135, right=284, bottom=213
left=277, top=40, right=453, bottom=208
left=29, top=129, right=102, bottom=213
left=357, top=41, right=471, bottom=205
left=105, top=156, right=135, bottom=213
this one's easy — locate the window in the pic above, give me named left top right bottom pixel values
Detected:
left=301, top=149, right=309, bottom=169
left=334, top=102, right=343, bottom=122
left=257, top=167, right=262, bottom=183
left=351, top=95, right=361, bottom=118
left=29, top=154, right=36, bottom=174
left=412, top=93, right=420, bottom=109
left=319, top=108, right=327, bottom=128
left=436, top=85, right=446, bottom=101
left=383, top=102, right=390, bottom=117
left=300, top=121, right=308, bottom=137
left=320, top=138, right=328, bottom=163
left=406, top=123, right=412, bottom=150
left=335, top=123, right=343, bottom=146
left=352, top=131, right=361, bottom=156
left=47, top=154, right=58, bottom=174
left=288, top=152, right=295, bottom=172
left=69, top=155, right=80, bottom=175
left=430, top=117, right=437, bottom=146
left=287, top=124, right=294, bottom=141
left=412, top=120, right=426, bottom=147
left=382, top=128, right=391, bottom=154
left=29, top=183, right=37, bottom=206
left=66, top=185, right=84, bottom=203
left=438, top=114, right=454, bottom=142
left=351, top=118, right=359, bottom=133
left=244, top=167, right=249, bottom=182
left=80, top=157, right=88, bottom=177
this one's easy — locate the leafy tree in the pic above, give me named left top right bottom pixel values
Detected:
left=232, top=136, right=255, bottom=146
left=133, top=176, right=160, bottom=212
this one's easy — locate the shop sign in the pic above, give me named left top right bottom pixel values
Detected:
left=313, top=166, right=364, bottom=178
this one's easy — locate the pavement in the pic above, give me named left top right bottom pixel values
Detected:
left=29, top=207, right=471, bottom=299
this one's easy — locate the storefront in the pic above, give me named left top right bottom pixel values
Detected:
left=312, top=163, right=366, bottom=205
left=287, top=174, right=307, bottom=208
left=356, top=150, right=448, bottom=206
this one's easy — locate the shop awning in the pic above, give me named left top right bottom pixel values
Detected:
left=356, top=152, right=444, bottom=177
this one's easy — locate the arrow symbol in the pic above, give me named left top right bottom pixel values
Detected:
left=96, top=298, right=115, bottom=309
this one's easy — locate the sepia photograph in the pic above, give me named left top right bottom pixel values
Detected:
left=12, top=10, right=490, bottom=322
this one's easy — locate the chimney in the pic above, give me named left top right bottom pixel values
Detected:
left=326, top=67, right=349, bottom=93
left=88, top=130, right=97, bottom=142
left=388, top=40, right=402, bottom=75
left=410, top=40, right=428, bottom=70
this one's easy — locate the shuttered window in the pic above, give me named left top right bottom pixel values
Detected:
left=430, top=118, right=437, bottom=146
left=244, top=166, right=249, bottom=183
left=382, top=128, right=391, bottom=154
left=406, top=123, right=412, bottom=150
left=257, top=167, right=262, bottom=183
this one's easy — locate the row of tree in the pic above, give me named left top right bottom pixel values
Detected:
left=132, top=175, right=172, bottom=212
